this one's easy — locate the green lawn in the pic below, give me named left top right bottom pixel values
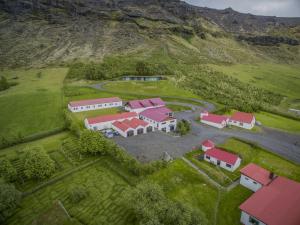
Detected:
left=7, top=158, right=136, bottom=225
left=217, top=186, right=252, bottom=225
left=0, top=68, right=67, bottom=141
left=148, top=159, right=218, bottom=225
left=255, top=111, right=300, bottom=133
left=166, top=103, right=192, bottom=112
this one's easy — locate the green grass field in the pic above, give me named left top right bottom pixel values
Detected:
left=166, top=104, right=192, bottom=112
left=0, top=68, right=67, bottom=142
left=7, top=158, right=135, bottom=225
left=148, top=159, right=218, bottom=225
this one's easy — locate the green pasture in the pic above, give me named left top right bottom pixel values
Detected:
left=0, top=68, right=67, bottom=141
left=166, top=104, right=192, bottom=112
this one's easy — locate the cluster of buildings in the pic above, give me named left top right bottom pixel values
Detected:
left=68, top=97, right=177, bottom=138
left=200, top=111, right=255, bottom=130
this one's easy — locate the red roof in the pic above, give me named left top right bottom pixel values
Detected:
left=205, top=148, right=239, bottom=165
left=202, top=139, right=215, bottom=148
left=230, top=111, right=254, bottom=124
left=87, top=112, right=137, bottom=124
left=239, top=176, right=300, bottom=225
left=112, top=118, right=149, bottom=132
left=127, top=98, right=165, bottom=109
left=201, top=114, right=228, bottom=124
left=240, top=163, right=273, bottom=185
left=69, top=97, right=121, bottom=107
left=140, top=106, right=173, bottom=122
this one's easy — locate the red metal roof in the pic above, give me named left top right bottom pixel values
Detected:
left=112, top=118, right=149, bottom=132
left=87, top=112, right=137, bottom=124
left=240, top=163, right=273, bottom=185
left=202, top=139, right=215, bottom=148
left=127, top=98, right=165, bottom=109
left=230, top=111, right=254, bottom=124
left=201, top=114, right=228, bottom=124
left=69, top=97, right=121, bottom=107
left=140, top=106, right=173, bottom=122
left=112, top=121, right=132, bottom=132
left=239, top=176, right=300, bottom=225
left=205, top=148, right=239, bottom=165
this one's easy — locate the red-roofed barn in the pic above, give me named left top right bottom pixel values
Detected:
left=240, top=163, right=273, bottom=192
left=125, top=98, right=165, bottom=113
left=68, top=97, right=122, bottom=112
left=229, top=111, right=255, bottom=130
left=204, top=148, right=241, bottom=172
left=200, top=111, right=228, bottom=129
left=111, top=118, right=152, bottom=137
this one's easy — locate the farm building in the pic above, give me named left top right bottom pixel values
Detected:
left=204, top=148, right=241, bottom=172
left=240, top=163, right=273, bottom=192
left=200, top=111, right=228, bottom=129
left=85, top=112, right=138, bottom=131
left=228, top=111, right=255, bottom=129
left=239, top=176, right=300, bottom=225
left=122, top=76, right=164, bottom=81
left=68, top=97, right=122, bottom=112
left=201, top=139, right=215, bottom=151
left=112, top=118, right=152, bottom=137
left=139, top=106, right=177, bottom=132
left=125, top=98, right=165, bottom=113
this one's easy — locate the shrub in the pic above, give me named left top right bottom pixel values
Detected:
left=0, top=158, right=17, bottom=182
left=0, top=182, right=21, bottom=224
left=176, top=119, right=191, bottom=136
left=79, top=130, right=107, bottom=155
left=22, top=146, right=56, bottom=180
left=68, top=186, right=88, bottom=203
left=0, top=76, right=10, bottom=91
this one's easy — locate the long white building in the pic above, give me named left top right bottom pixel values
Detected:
left=68, top=97, right=122, bottom=112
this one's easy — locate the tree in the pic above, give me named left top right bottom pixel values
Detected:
left=176, top=119, right=190, bottom=136
left=0, top=182, right=21, bottom=224
left=0, top=158, right=17, bottom=182
left=22, top=146, right=56, bottom=180
left=0, top=76, right=9, bottom=91
left=79, top=130, right=107, bottom=155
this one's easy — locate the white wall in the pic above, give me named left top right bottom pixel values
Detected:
left=228, top=117, right=255, bottom=130
left=201, top=119, right=226, bottom=129
left=202, top=145, right=213, bottom=152
left=140, top=115, right=176, bottom=133
left=69, top=101, right=122, bottom=113
left=240, top=211, right=266, bottom=225
left=240, top=174, right=263, bottom=192
left=204, top=155, right=241, bottom=172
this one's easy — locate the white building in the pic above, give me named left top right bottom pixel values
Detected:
left=68, top=97, right=122, bottom=112
left=139, top=106, right=177, bottom=132
left=112, top=118, right=152, bottom=138
left=201, top=139, right=215, bottom=151
left=239, top=176, right=300, bottom=225
left=84, top=112, right=138, bottom=131
left=228, top=111, right=255, bottom=130
left=200, top=111, right=228, bottom=129
left=125, top=98, right=165, bottom=113
left=239, top=163, right=273, bottom=192
left=204, top=148, right=241, bottom=172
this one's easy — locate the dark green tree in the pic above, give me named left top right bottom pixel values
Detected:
left=0, top=158, right=17, bottom=182
left=79, top=130, right=107, bottom=155
left=22, top=146, right=56, bottom=180
left=0, top=76, right=9, bottom=91
left=0, top=182, right=21, bottom=223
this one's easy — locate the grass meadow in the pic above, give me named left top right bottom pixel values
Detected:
left=0, top=68, right=67, bottom=142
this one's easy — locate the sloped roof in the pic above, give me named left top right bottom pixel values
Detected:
left=239, top=176, right=300, bottom=225
left=230, top=111, right=254, bottom=124
left=240, top=163, right=273, bottom=185
left=69, top=97, right=121, bottom=107
left=201, top=113, right=228, bottom=124
left=127, top=98, right=165, bottom=109
left=140, top=106, right=173, bottom=122
left=112, top=118, right=149, bottom=132
left=87, top=112, right=137, bottom=125
left=205, top=148, right=239, bottom=165
left=202, top=139, right=215, bottom=148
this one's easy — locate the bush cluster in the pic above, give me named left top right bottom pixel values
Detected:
left=176, top=119, right=191, bottom=135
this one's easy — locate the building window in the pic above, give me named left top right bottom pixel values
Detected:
left=226, top=164, right=232, bottom=168
left=162, top=122, right=166, bottom=125
left=249, top=216, right=259, bottom=225
left=206, top=155, right=210, bottom=160
left=245, top=177, right=249, bottom=180
left=253, top=181, right=257, bottom=185
left=239, top=122, right=243, bottom=126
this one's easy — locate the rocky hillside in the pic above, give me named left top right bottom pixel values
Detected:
left=0, top=0, right=299, bottom=67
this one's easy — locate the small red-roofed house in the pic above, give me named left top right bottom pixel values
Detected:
left=201, top=139, right=215, bottom=151
left=204, top=148, right=241, bottom=172
left=240, top=163, right=273, bottom=192
left=239, top=176, right=300, bottom=225
left=68, top=97, right=122, bottom=112
left=229, top=111, right=255, bottom=129
left=200, top=112, right=229, bottom=129
left=111, top=118, right=152, bottom=137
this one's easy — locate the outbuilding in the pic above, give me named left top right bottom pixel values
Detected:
left=228, top=111, right=255, bottom=130
left=239, top=163, right=273, bottom=192
left=125, top=98, right=165, bottom=113
left=204, top=148, right=241, bottom=172
left=68, top=97, right=122, bottom=112
left=139, top=106, right=177, bottom=132
left=200, top=111, right=228, bottom=129
left=112, top=118, right=151, bottom=137
left=84, top=112, right=138, bottom=131
left=201, top=139, right=215, bottom=151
